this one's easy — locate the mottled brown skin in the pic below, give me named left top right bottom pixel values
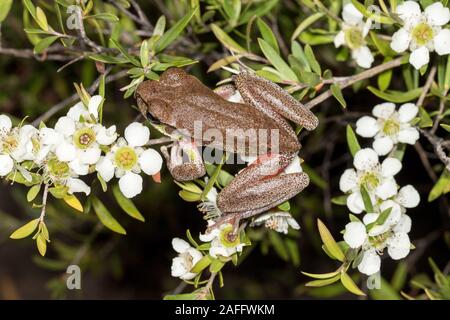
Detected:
left=136, top=68, right=319, bottom=230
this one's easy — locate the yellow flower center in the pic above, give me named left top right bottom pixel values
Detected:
left=47, top=158, right=70, bottom=179
left=1, top=134, right=18, bottom=153
left=114, top=146, right=137, bottom=171
left=411, top=23, right=434, bottom=46
left=344, top=26, right=364, bottom=50
left=219, top=224, right=241, bottom=248
left=360, top=171, right=380, bottom=191
left=73, top=127, right=96, bottom=149
left=382, top=119, right=400, bottom=136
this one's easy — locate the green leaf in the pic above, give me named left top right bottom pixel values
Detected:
left=35, top=7, right=49, bottom=31
left=10, top=219, right=39, bottom=239
left=223, top=0, right=241, bottom=25
left=209, top=259, right=225, bottom=273
left=140, top=40, right=149, bottom=67
left=86, top=13, right=119, bottom=22
left=428, top=170, right=450, bottom=202
left=63, top=194, right=83, bottom=212
left=369, top=277, right=402, bottom=300
left=302, top=270, right=340, bottom=279
left=317, top=219, right=345, bottom=262
left=368, top=86, right=422, bottom=103
left=153, top=15, right=166, bottom=36
left=110, top=39, right=141, bottom=66
left=277, top=201, right=290, bottom=212
left=378, top=69, right=393, bottom=91
left=331, top=84, right=346, bottom=108
left=23, top=0, right=37, bottom=21
left=346, top=125, right=361, bottom=157
left=92, top=197, right=126, bottom=235
left=179, top=190, right=202, bottom=202
left=340, top=272, right=366, bottom=296
left=391, top=261, right=408, bottom=291
left=34, top=35, right=59, bottom=54
left=441, top=124, right=450, bottom=132
left=305, top=274, right=341, bottom=287
left=285, top=238, right=301, bottom=266
left=331, top=195, right=348, bottom=206
left=89, top=54, right=129, bottom=64
left=210, top=23, right=247, bottom=54
left=351, top=0, right=394, bottom=24
left=36, top=234, right=47, bottom=256
left=155, top=7, right=198, bottom=53
left=191, top=255, right=212, bottom=273
left=256, top=18, right=279, bottom=54
left=0, top=0, right=13, bottom=22
left=291, top=12, right=324, bottom=42
left=418, top=106, right=433, bottom=128
left=360, top=185, right=374, bottom=213
left=112, top=185, right=145, bottom=222
left=304, top=45, right=321, bottom=75
left=258, top=38, right=298, bottom=82
left=27, top=184, right=41, bottom=202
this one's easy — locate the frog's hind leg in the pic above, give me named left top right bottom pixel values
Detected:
left=214, top=153, right=309, bottom=230
left=233, top=72, right=319, bottom=131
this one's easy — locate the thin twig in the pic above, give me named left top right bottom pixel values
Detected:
left=39, top=184, right=49, bottom=222
left=305, top=56, right=405, bottom=109
left=417, top=66, right=436, bottom=107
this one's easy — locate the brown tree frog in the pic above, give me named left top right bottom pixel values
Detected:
left=135, top=68, right=318, bottom=230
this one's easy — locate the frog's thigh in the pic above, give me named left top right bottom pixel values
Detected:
left=217, top=172, right=309, bottom=216
left=234, top=72, right=319, bottom=130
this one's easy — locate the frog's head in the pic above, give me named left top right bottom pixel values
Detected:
left=136, top=68, right=188, bottom=127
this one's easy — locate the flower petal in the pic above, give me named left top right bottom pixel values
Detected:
left=118, top=172, right=143, bottom=198
left=343, top=221, right=367, bottom=248
left=96, top=157, right=115, bottom=182
left=172, top=238, right=191, bottom=254
left=284, top=156, right=303, bottom=174
left=124, top=122, right=150, bottom=147
left=372, top=102, right=396, bottom=119
left=55, top=141, right=77, bottom=162
left=380, top=200, right=402, bottom=226
left=353, top=148, right=379, bottom=171
left=381, top=157, right=402, bottom=177
left=342, top=3, right=364, bottom=25
left=347, top=191, right=365, bottom=214
left=67, top=178, right=91, bottom=195
left=171, top=257, right=187, bottom=277
left=54, top=116, right=76, bottom=137
left=352, top=46, right=374, bottom=68
left=0, top=114, right=12, bottom=132
left=358, top=249, right=381, bottom=275
left=424, top=2, right=450, bottom=26
left=79, top=147, right=101, bottom=165
left=0, top=155, right=14, bottom=176
left=67, top=102, right=87, bottom=122
left=433, top=29, right=450, bottom=56
left=88, top=95, right=103, bottom=120
left=69, top=158, right=89, bottom=176
left=397, top=127, right=419, bottom=144
left=138, top=148, right=163, bottom=175
left=409, top=46, right=430, bottom=70
left=334, top=30, right=345, bottom=48
left=396, top=185, right=420, bottom=208
left=398, top=103, right=419, bottom=123
left=356, top=116, right=379, bottom=138
left=390, top=28, right=411, bottom=53
left=96, top=125, right=117, bottom=145
left=372, top=136, right=394, bottom=156
left=376, top=177, right=398, bottom=200
left=387, top=232, right=411, bottom=260
left=396, top=1, right=422, bottom=25
left=393, top=214, right=412, bottom=234
left=339, top=168, right=358, bottom=192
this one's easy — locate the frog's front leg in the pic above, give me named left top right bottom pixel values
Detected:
left=160, top=139, right=206, bottom=182
left=214, top=153, right=309, bottom=230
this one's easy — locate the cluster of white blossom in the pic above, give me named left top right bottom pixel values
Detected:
left=339, top=103, right=421, bottom=275
left=335, top=1, right=450, bottom=69
left=0, top=95, right=162, bottom=199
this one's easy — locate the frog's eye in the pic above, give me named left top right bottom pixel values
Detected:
left=146, top=111, right=160, bottom=125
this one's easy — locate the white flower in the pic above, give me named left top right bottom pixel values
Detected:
left=199, top=223, right=247, bottom=259
left=396, top=184, right=420, bottom=208
left=343, top=221, right=367, bottom=248
left=99, top=122, right=162, bottom=198
left=0, top=154, right=14, bottom=176
left=339, top=148, right=401, bottom=213
left=250, top=211, right=300, bottom=234
left=390, top=1, right=450, bottom=69
left=67, top=95, right=103, bottom=122
left=358, top=248, right=381, bottom=275
left=334, top=3, right=374, bottom=68
left=66, top=178, right=91, bottom=195
left=171, top=238, right=203, bottom=280
left=356, top=102, right=419, bottom=156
